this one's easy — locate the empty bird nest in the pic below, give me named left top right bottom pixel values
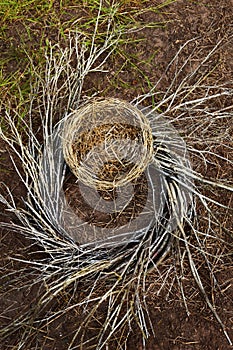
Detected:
left=36, top=97, right=193, bottom=263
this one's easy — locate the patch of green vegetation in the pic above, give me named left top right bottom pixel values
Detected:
left=0, top=0, right=175, bottom=127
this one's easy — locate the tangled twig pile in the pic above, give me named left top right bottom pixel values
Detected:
left=0, top=12, right=233, bottom=350
left=36, top=96, right=193, bottom=250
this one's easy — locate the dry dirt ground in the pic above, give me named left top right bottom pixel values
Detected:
left=0, top=1, right=233, bottom=349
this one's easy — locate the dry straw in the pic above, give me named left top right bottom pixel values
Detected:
left=63, top=97, right=154, bottom=190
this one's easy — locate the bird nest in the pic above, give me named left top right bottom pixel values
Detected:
left=62, top=98, right=153, bottom=190
left=38, top=98, right=193, bottom=260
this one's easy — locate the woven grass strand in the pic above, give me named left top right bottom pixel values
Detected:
left=63, top=98, right=153, bottom=190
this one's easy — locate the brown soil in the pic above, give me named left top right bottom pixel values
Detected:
left=64, top=171, right=148, bottom=230
left=0, top=1, right=233, bottom=349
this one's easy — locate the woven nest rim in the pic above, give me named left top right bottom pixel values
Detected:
left=62, top=98, right=154, bottom=190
